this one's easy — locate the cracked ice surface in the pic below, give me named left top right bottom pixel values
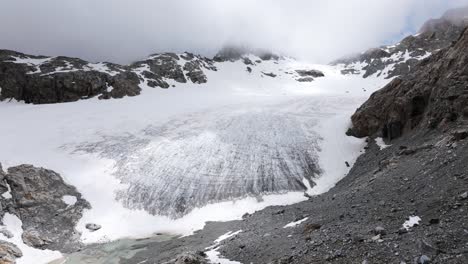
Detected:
left=74, top=99, right=322, bottom=217
left=0, top=59, right=391, bottom=242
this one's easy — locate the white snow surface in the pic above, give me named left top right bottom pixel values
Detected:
left=62, top=195, right=78, bottom=206
left=375, top=137, right=391, bottom=150
left=403, top=216, right=421, bottom=230
left=205, top=248, right=242, bottom=264
left=8, top=56, right=53, bottom=74
left=0, top=57, right=391, bottom=244
left=1, top=182, right=12, bottom=199
left=214, top=230, right=243, bottom=244
left=283, top=217, right=309, bottom=228
left=206, top=230, right=243, bottom=264
left=5, top=55, right=121, bottom=76
left=0, top=213, right=63, bottom=264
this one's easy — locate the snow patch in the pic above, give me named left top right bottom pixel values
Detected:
left=8, top=56, right=53, bottom=74
left=214, top=230, right=243, bottom=244
left=283, top=217, right=308, bottom=228
left=87, top=62, right=121, bottom=76
left=2, top=182, right=12, bottom=199
left=375, top=137, right=391, bottom=150
left=403, top=216, right=421, bottom=230
left=205, top=249, right=242, bottom=264
left=0, top=213, right=62, bottom=264
left=205, top=230, right=243, bottom=264
left=62, top=195, right=77, bottom=206
left=132, top=64, right=153, bottom=89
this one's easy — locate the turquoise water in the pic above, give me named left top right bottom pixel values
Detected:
left=52, top=235, right=174, bottom=264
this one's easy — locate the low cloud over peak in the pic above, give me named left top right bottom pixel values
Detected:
left=1, top=0, right=468, bottom=64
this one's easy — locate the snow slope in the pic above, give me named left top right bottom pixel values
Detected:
left=0, top=56, right=391, bottom=246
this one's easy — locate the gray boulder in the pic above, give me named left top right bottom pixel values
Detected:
left=296, top=77, right=314, bottom=82
left=163, top=251, right=208, bottom=264
left=296, top=69, right=325, bottom=78
left=183, top=61, right=208, bottom=84
left=85, top=223, right=101, bottom=232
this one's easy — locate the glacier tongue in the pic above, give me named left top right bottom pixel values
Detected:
left=74, top=98, right=323, bottom=217
left=0, top=57, right=391, bottom=241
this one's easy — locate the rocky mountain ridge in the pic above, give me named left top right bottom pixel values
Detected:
left=0, top=50, right=217, bottom=104
left=334, top=7, right=468, bottom=79
left=0, top=47, right=325, bottom=105
left=347, top=26, right=468, bottom=140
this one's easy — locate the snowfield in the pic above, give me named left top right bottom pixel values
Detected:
left=0, top=56, right=391, bottom=251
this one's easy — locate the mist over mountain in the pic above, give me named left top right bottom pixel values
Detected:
left=1, top=3, right=468, bottom=264
left=1, top=0, right=468, bottom=64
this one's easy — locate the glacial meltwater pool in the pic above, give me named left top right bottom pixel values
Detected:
left=51, top=234, right=174, bottom=264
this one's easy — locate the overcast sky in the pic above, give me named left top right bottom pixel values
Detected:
left=1, top=0, right=468, bottom=64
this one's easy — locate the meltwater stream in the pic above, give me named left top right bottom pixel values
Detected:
left=72, top=98, right=325, bottom=218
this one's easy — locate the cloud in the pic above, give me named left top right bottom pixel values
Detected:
left=1, top=0, right=467, bottom=64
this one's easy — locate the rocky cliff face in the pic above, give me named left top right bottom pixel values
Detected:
left=347, top=26, right=468, bottom=140
left=0, top=164, right=90, bottom=254
left=0, top=46, right=322, bottom=105
left=0, top=50, right=216, bottom=104
left=334, top=7, right=468, bottom=79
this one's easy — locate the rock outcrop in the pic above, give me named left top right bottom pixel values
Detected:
left=334, top=7, right=468, bottom=79
left=0, top=50, right=216, bottom=104
left=163, top=251, right=208, bottom=264
left=213, top=45, right=281, bottom=62
left=0, top=240, right=22, bottom=264
left=347, top=27, right=468, bottom=139
left=295, top=69, right=325, bottom=82
left=0, top=163, right=90, bottom=253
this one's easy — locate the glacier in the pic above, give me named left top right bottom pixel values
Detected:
left=72, top=98, right=322, bottom=217
left=0, top=56, right=391, bottom=243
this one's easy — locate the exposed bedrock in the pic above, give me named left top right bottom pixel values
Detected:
left=0, top=240, right=22, bottom=264
left=334, top=6, right=468, bottom=79
left=0, top=163, right=90, bottom=253
left=348, top=27, right=468, bottom=140
left=0, top=50, right=217, bottom=104
left=213, top=45, right=281, bottom=62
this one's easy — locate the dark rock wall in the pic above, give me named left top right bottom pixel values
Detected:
left=0, top=163, right=90, bottom=253
left=348, top=27, right=468, bottom=139
left=0, top=50, right=216, bottom=104
left=334, top=7, right=468, bottom=79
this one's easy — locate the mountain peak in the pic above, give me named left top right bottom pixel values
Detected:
left=213, top=45, right=281, bottom=62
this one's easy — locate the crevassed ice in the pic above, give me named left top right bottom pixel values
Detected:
left=73, top=99, right=322, bottom=218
